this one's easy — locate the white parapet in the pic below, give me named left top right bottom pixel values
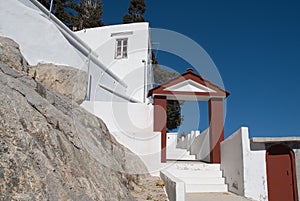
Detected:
left=160, top=170, right=186, bottom=201
left=189, top=128, right=210, bottom=162
left=221, top=127, right=268, bottom=201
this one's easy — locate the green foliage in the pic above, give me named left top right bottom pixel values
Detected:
left=37, top=0, right=104, bottom=31
left=123, top=13, right=133, bottom=24
left=54, top=0, right=72, bottom=25
left=75, top=0, right=104, bottom=30
left=167, top=100, right=183, bottom=131
left=123, top=0, right=146, bottom=23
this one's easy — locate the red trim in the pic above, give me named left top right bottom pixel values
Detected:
left=150, top=69, right=229, bottom=164
left=148, top=69, right=230, bottom=98
left=153, top=96, right=167, bottom=163
left=208, top=99, right=224, bottom=163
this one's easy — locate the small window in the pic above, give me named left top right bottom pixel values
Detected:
left=115, top=38, right=128, bottom=59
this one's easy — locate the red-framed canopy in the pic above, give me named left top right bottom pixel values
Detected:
left=148, top=68, right=230, bottom=100
left=148, top=68, right=230, bottom=163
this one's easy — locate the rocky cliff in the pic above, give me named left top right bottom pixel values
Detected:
left=0, top=37, right=167, bottom=201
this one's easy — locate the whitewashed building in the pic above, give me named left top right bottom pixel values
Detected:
left=75, top=22, right=153, bottom=103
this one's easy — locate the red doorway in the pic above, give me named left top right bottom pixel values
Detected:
left=266, top=144, right=298, bottom=201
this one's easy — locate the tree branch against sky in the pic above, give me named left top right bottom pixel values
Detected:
left=37, top=0, right=104, bottom=30
left=123, top=0, right=146, bottom=23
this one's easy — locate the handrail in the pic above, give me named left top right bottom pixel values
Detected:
left=98, top=84, right=141, bottom=103
left=28, top=0, right=128, bottom=88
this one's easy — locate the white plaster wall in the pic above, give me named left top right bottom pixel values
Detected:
left=177, top=136, right=188, bottom=149
left=221, top=127, right=268, bottom=201
left=167, top=133, right=178, bottom=151
left=221, top=128, right=244, bottom=195
left=193, top=128, right=210, bottom=162
left=161, top=170, right=186, bottom=201
left=76, top=23, right=151, bottom=103
left=242, top=129, right=268, bottom=201
left=0, top=0, right=84, bottom=68
left=81, top=101, right=166, bottom=175
left=81, top=101, right=153, bottom=133
left=112, top=130, right=163, bottom=175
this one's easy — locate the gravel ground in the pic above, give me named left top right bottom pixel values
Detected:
left=130, top=176, right=168, bottom=201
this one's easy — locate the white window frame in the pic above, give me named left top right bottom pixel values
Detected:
left=115, top=38, right=128, bottom=59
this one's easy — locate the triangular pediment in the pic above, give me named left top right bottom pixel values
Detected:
left=148, top=68, right=230, bottom=100
left=164, top=79, right=216, bottom=93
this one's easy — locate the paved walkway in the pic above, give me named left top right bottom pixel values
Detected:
left=186, top=192, right=254, bottom=201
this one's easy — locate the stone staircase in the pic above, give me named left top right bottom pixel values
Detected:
left=164, top=161, right=228, bottom=193
left=167, top=148, right=196, bottom=161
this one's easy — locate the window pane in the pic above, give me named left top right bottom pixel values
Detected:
left=123, top=46, right=127, bottom=58
left=116, top=46, right=121, bottom=57
left=115, top=38, right=128, bottom=59
left=117, top=40, right=122, bottom=47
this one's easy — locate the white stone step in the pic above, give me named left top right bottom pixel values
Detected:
left=180, top=177, right=225, bottom=185
left=168, top=162, right=221, bottom=171
left=168, top=169, right=223, bottom=178
left=186, top=184, right=228, bottom=193
left=167, top=154, right=196, bottom=160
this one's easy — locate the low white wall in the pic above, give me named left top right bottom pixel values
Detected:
left=176, top=136, right=187, bottom=149
left=191, top=128, right=210, bottom=162
left=221, top=127, right=268, bottom=201
left=221, top=128, right=244, bottom=195
left=160, top=170, right=185, bottom=201
left=177, top=130, right=200, bottom=150
left=167, top=133, right=178, bottom=152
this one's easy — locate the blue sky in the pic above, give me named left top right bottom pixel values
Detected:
left=101, top=0, right=300, bottom=138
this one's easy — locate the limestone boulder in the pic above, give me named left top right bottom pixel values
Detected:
left=0, top=36, right=28, bottom=73
left=29, top=63, right=87, bottom=104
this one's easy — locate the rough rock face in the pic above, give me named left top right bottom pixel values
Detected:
left=29, top=63, right=87, bottom=104
left=0, top=37, right=29, bottom=73
left=0, top=36, right=167, bottom=201
left=0, top=65, right=139, bottom=201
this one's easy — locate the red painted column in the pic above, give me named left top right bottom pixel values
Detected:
left=153, top=96, right=167, bottom=163
left=208, top=98, right=224, bottom=163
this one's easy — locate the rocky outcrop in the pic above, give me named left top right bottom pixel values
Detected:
left=0, top=64, right=136, bottom=201
left=29, top=63, right=87, bottom=104
left=0, top=36, right=167, bottom=201
left=0, top=36, right=87, bottom=104
left=0, top=37, right=29, bottom=73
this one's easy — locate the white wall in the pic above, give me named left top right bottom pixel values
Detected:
left=167, top=133, right=178, bottom=152
left=177, top=129, right=210, bottom=162
left=0, top=0, right=84, bottom=68
left=81, top=101, right=153, bottom=133
left=76, top=23, right=152, bottom=103
left=221, top=128, right=244, bottom=195
left=160, top=170, right=186, bottom=201
left=81, top=101, right=167, bottom=175
left=191, top=128, right=210, bottom=162
left=221, top=127, right=268, bottom=201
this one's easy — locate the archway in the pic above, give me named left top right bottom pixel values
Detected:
left=148, top=68, right=230, bottom=163
left=266, top=144, right=298, bottom=201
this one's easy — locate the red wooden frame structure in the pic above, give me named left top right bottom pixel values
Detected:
left=148, top=68, right=230, bottom=163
